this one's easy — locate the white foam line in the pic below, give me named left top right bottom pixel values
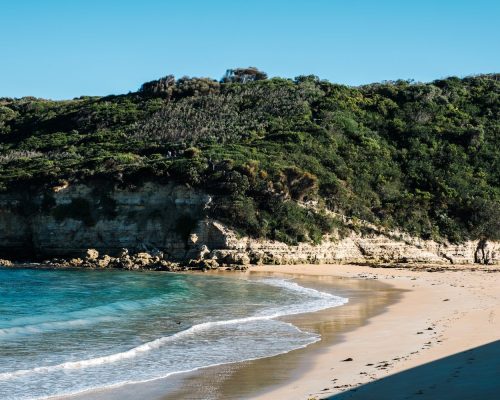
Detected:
left=0, top=315, right=289, bottom=381
left=39, top=331, right=321, bottom=400
left=0, top=278, right=348, bottom=383
left=258, top=277, right=341, bottom=299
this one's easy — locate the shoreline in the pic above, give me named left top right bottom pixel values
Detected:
left=6, top=264, right=500, bottom=399
left=160, top=271, right=401, bottom=400
left=64, top=268, right=401, bottom=400
left=247, top=264, right=500, bottom=399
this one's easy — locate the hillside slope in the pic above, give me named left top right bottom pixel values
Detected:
left=1, top=69, right=499, bottom=248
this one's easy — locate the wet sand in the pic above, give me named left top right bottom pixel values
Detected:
left=250, top=265, right=500, bottom=400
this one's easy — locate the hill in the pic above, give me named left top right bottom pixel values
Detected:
left=0, top=69, right=499, bottom=245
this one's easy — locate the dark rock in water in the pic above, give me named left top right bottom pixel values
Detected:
left=342, top=357, right=353, bottom=362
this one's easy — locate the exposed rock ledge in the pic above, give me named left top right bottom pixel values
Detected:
left=43, top=248, right=247, bottom=272
left=0, top=182, right=498, bottom=267
left=187, top=219, right=499, bottom=266
left=36, top=220, right=497, bottom=270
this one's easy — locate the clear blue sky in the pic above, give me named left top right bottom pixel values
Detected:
left=1, top=0, right=499, bottom=99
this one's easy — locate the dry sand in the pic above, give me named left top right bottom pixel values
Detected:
left=249, top=264, right=500, bottom=400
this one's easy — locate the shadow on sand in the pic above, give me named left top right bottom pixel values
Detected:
left=328, top=340, right=500, bottom=400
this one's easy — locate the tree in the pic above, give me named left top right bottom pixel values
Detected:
left=174, top=77, right=220, bottom=98
left=139, top=75, right=176, bottom=97
left=221, top=67, right=268, bottom=83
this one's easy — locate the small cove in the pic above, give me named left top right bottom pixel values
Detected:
left=0, top=267, right=348, bottom=400
left=67, top=270, right=401, bottom=400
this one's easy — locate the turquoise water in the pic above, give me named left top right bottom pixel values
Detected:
left=0, top=268, right=348, bottom=399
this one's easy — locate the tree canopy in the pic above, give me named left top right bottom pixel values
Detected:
left=1, top=70, right=499, bottom=244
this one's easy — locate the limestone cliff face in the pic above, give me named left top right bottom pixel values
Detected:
left=0, top=182, right=210, bottom=259
left=0, top=183, right=498, bottom=265
left=189, top=220, right=500, bottom=266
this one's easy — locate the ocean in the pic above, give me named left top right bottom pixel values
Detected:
left=0, top=268, right=348, bottom=399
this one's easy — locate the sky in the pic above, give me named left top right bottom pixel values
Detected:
left=0, top=0, right=499, bottom=99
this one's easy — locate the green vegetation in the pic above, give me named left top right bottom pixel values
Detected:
left=1, top=69, right=499, bottom=243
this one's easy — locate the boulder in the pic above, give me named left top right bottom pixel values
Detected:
left=157, top=260, right=180, bottom=271
left=186, top=258, right=220, bottom=270
left=233, top=252, right=250, bottom=265
left=475, top=240, right=498, bottom=264
left=216, top=251, right=251, bottom=265
left=133, top=252, right=153, bottom=267
left=97, top=255, right=112, bottom=268
left=85, top=249, right=99, bottom=260
left=0, top=259, right=13, bottom=267
left=249, top=251, right=265, bottom=265
left=203, top=258, right=220, bottom=269
left=120, top=258, right=134, bottom=270
left=69, top=258, right=83, bottom=267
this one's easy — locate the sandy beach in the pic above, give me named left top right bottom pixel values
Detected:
left=66, top=263, right=500, bottom=400
left=249, top=264, right=500, bottom=400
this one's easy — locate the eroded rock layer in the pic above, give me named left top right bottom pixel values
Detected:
left=0, top=183, right=498, bottom=265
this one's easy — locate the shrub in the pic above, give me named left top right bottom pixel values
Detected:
left=0, top=72, right=498, bottom=244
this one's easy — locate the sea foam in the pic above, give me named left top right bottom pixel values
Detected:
left=0, top=278, right=346, bottom=381
left=0, top=274, right=348, bottom=400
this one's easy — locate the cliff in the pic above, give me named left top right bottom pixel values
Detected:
left=0, top=183, right=498, bottom=265
left=0, top=182, right=209, bottom=260
left=1, top=74, right=499, bottom=249
left=191, top=220, right=499, bottom=266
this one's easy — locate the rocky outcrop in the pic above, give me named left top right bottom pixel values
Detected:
left=186, top=220, right=500, bottom=266
left=0, top=182, right=498, bottom=266
left=43, top=247, right=247, bottom=272
left=49, top=248, right=182, bottom=271
left=0, top=182, right=210, bottom=260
